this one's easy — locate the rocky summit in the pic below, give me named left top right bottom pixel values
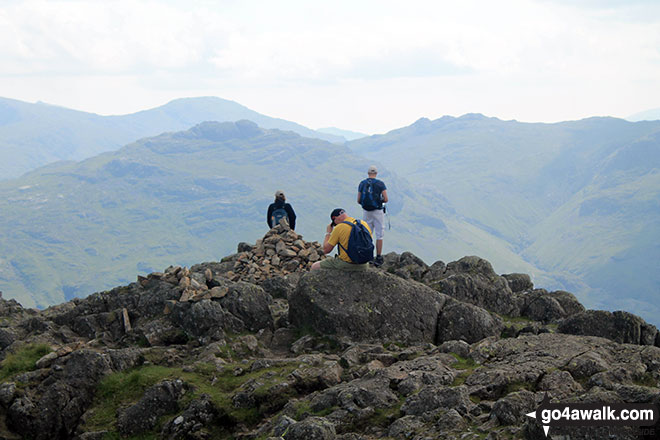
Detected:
left=0, top=228, right=658, bottom=439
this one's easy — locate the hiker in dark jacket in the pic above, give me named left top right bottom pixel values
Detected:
left=267, top=190, right=297, bottom=230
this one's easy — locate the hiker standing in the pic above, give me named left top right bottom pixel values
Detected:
left=311, top=208, right=373, bottom=271
left=357, top=165, right=388, bottom=266
left=267, top=190, right=297, bottom=230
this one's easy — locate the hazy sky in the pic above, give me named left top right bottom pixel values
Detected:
left=2, top=0, right=660, bottom=133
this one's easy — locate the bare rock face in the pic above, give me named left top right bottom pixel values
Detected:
left=290, top=269, right=449, bottom=344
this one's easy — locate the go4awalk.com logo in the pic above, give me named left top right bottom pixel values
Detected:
left=526, top=395, right=659, bottom=437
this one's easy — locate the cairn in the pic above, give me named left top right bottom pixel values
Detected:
left=226, top=222, right=325, bottom=283
left=139, top=221, right=326, bottom=303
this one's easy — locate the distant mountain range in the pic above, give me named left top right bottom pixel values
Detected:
left=0, top=96, right=344, bottom=180
left=1, top=97, right=658, bottom=327
left=348, top=114, right=660, bottom=324
left=316, top=127, right=368, bottom=141
left=627, top=107, right=660, bottom=122
left=0, top=120, right=545, bottom=310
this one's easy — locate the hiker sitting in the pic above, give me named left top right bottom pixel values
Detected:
left=267, top=190, right=296, bottom=230
left=311, top=208, right=373, bottom=271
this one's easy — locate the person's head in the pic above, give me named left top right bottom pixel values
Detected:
left=275, top=190, right=286, bottom=201
left=330, top=208, right=347, bottom=225
left=367, top=165, right=378, bottom=177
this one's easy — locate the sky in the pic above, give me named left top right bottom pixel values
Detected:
left=1, top=0, right=660, bottom=134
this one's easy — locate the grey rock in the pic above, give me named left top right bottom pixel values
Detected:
left=431, top=256, right=519, bottom=316
left=285, top=416, right=336, bottom=440
left=501, top=273, right=533, bottom=293
left=437, top=300, right=504, bottom=344
left=438, top=340, right=470, bottom=359
left=6, top=350, right=112, bottom=440
left=401, top=385, right=473, bottom=417
left=290, top=270, right=448, bottom=344
left=558, top=310, right=658, bottom=346
left=273, top=415, right=296, bottom=436
left=434, top=408, right=468, bottom=433
left=220, top=282, right=274, bottom=332
left=491, top=390, right=536, bottom=425
left=381, top=251, right=429, bottom=282
left=237, top=242, right=253, bottom=252
left=117, top=380, right=186, bottom=436
left=515, top=289, right=585, bottom=323
left=0, top=382, right=16, bottom=408
left=388, top=415, right=424, bottom=439
left=260, top=276, right=296, bottom=299
left=0, top=328, right=16, bottom=350
left=169, top=299, right=232, bottom=341
left=421, top=260, right=447, bottom=285
left=537, top=370, right=583, bottom=399
left=161, top=394, right=218, bottom=439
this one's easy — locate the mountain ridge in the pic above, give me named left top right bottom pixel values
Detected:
left=0, top=96, right=344, bottom=180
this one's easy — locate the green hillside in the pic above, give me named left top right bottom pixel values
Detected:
left=0, top=96, right=343, bottom=180
left=0, top=120, right=547, bottom=309
left=348, top=115, right=660, bottom=324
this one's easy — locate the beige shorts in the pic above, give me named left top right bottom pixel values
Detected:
left=363, top=209, right=385, bottom=240
left=319, top=256, right=369, bottom=271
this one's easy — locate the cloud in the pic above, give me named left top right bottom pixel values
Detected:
left=1, top=0, right=659, bottom=131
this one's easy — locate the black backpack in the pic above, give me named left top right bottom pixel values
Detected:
left=271, top=207, right=289, bottom=227
left=337, top=219, right=374, bottom=264
left=360, top=179, right=382, bottom=211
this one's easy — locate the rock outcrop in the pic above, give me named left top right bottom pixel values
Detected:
left=0, top=243, right=658, bottom=440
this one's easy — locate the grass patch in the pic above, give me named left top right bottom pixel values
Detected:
left=449, top=353, right=478, bottom=386
left=81, top=359, right=300, bottom=437
left=634, top=372, right=657, bottom=388
left=0, top=343, right=52, bottom=382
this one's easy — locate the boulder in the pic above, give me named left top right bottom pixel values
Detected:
left=380, top=251, right=429, bottom=281
left=491, top=390, right=537, bottom=425
left=437, top=300, right=504, bottom=344
left=501, top=273, right=533, bottom=293
left=558, top=310, right=659, bottom=346
left=219, top=282, right=274, bottom=332
left=431, top=256, right=518, bottom=316
left=290, top=269, right=449, bottom=344
left=169, top=300, right=238, bottom=341
left=285, top=416, right=336, bottom=440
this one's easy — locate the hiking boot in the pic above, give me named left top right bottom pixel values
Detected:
left=374, top=255, right=384, bottom=267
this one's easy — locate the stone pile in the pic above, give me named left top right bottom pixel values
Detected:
left=224, top=223, right=326, bottom=283
left=139, top=223, right=326, bottom=303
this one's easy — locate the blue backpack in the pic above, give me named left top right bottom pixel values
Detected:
left=271, top=208, right=289, bottom=227
left=360, top=179, right=382, bottom=211
left=337, top=219, right=374, bottom=264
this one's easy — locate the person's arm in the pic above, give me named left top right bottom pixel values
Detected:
left=323, top=223, right=335, bottom=254
left=267, top=204, right=273, bottom=228
left=286, top=204, right=296, bottom=230
left=381, top=189, right=388, bottom=203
